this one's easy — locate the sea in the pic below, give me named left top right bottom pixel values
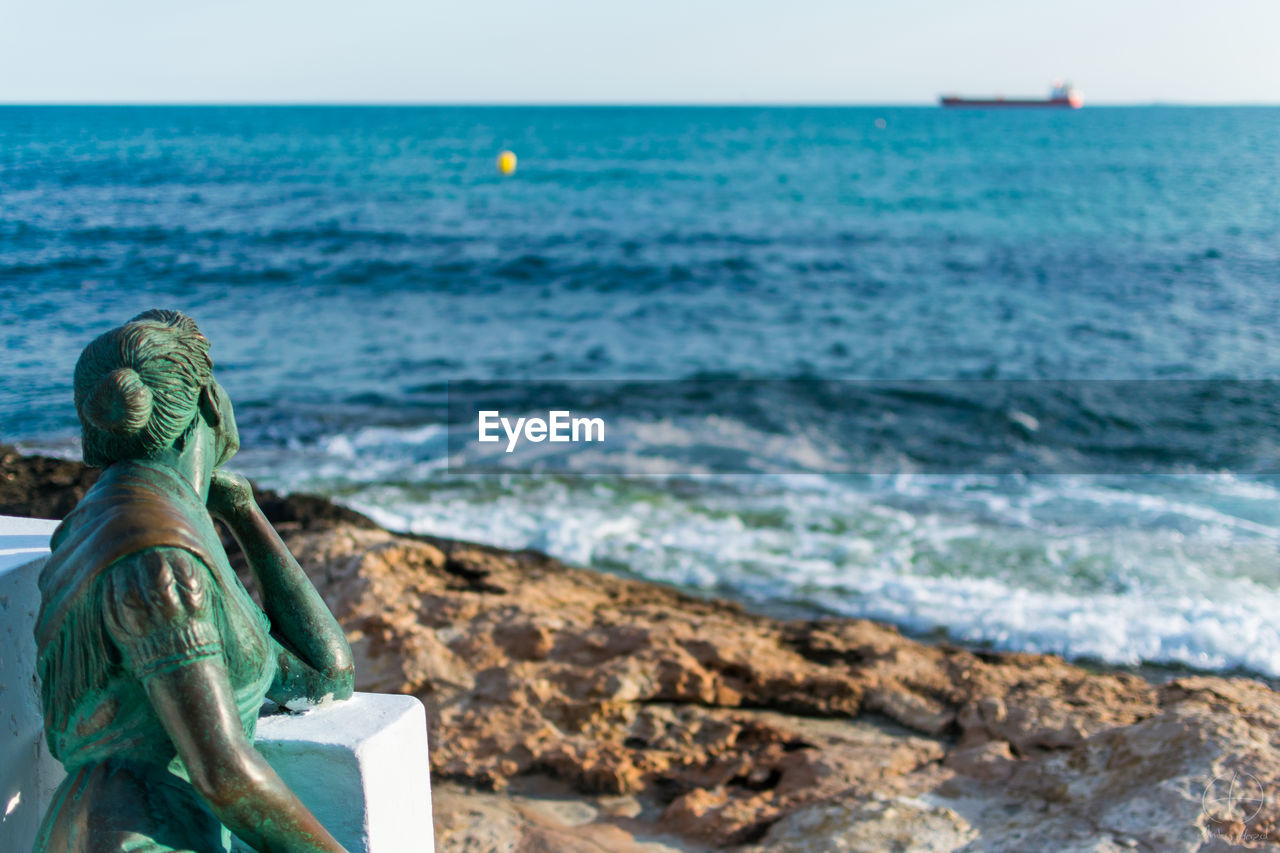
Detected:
left=4, top=105, right=1280, bottom=677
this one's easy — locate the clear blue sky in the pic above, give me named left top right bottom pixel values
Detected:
left=2, top=0, right=1277, bottom=104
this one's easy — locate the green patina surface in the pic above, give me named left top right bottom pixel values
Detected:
left=34, top=310, right=355, bottom=853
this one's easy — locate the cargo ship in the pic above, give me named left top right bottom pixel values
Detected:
left=940, top=81, right=1083, bottom=109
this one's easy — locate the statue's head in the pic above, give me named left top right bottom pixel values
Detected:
left=74, top=309, right=238, bottom=469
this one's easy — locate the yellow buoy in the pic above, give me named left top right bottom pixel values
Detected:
left=497, top=150, right=517, bottom=175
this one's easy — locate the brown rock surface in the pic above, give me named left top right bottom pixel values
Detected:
left=286, top=523, right=1280, bottom=851
left=6, top=448, right=1280, bottom=850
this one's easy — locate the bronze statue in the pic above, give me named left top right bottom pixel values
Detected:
left=34, top=310, right=355, bottom=852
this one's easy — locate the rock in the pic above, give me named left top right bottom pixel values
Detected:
left=942, top=740, right=1016, bottom=782
left=929, top=675, right=1280, bottom=851
left=287, top=524, right=1280, bottom=851
left=742, top=796, right=978, bottom=853
left=432, top=781, right=698, bottom=853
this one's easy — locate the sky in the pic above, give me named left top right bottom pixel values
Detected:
left=1, top=0, right=1278, bottom=105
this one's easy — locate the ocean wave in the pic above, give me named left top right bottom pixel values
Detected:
left=233, top=410, right=1280, bottom=678
left=302, top=468, right=1280, bottom=677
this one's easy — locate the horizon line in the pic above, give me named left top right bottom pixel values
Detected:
left=3, top=100, right=1280, bottom=108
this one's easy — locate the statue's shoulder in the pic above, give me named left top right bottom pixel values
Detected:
left=101, top=546, right=224, bottom=678
left=38, top=462, right=221, bottom=647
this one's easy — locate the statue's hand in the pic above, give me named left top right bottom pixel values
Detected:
left=207, top=469, right=258, bottom=523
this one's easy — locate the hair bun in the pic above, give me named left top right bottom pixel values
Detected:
left=83, top=367, right=153, bottom=436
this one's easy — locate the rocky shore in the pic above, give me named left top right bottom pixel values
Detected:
left=4, top=445, right=1278, bottom=851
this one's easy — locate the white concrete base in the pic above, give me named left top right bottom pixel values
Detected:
left=0, top=515, right=65, bottom=853
left=237, top=693, right=435, bottom=853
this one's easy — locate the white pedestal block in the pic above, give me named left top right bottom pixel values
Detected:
left=0, top=515, right=65, bottom=853
left=239, top=694, right=434, bottom=853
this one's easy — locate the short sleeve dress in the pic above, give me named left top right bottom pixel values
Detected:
left=33, top=461, right=277, bottom=853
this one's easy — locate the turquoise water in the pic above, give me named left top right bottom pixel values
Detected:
left=4, top=106, right=1280, bottom=675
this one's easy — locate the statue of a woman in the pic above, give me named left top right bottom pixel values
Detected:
left=34, top=310, right=354, bottom=852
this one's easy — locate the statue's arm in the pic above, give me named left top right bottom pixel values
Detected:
left=208, top=470, right=354, bottom=702
left=103, top=547, right=347, bottom=852
left=146, top=657, right=349, bottom=853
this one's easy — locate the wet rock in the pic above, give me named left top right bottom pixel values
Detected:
left=0, top=444, right=100, bottom=519
left=0, top=444, right=378, bottom=531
